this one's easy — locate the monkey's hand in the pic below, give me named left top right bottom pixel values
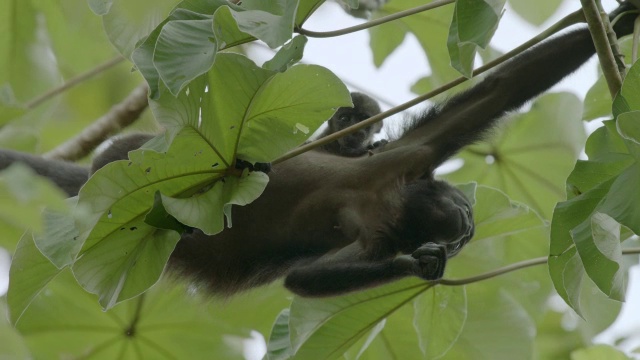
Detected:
left=392, top=243, right=447, bottom=280
left=234, top=159, right=272, bottom=173
left=367, top=139, right=388, bottom=150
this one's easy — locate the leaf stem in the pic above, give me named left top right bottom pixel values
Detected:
left=24, top=56, right=125, bottom=109
left=437, top=247, right=640, bottom=286
left=580, top=0, right=623, bottom=97
left=295, top=0, right=455, bottom=38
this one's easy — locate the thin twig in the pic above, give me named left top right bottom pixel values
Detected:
left=295, top=0, right=455, bottom=38
left=437, top=247, right=640, bottom=286
left=43, top=83, right=149, bottom=161
left=273, top=9, right=585, bottom=165
left=24, top=56, right=125, bottom=109
left=581, top=0, right=623, bottom=97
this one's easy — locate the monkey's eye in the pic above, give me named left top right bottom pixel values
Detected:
left=339, top=115, right=350, bottom=123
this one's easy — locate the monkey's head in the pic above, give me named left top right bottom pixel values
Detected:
left=329, top=92, right=383, bottom=149
left=396, top=179, right=474, bottom=257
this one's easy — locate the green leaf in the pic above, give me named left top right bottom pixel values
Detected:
left=583, top=75, right=611, bottom=121
left=371, top=0, right=460, bottom=91
left=289, top=279, right=431, bottom=360
left=571, top=212, right=624, bottom=301
left=0, top=300, right=29, bottom=359
left=570, top=344, right=631, bottom=360
left=154, top=16, right=217, bottom=96
left=266, top=309, right=294, bottom=360
left=72, top=222, right=180, bottom=309
left=32, top=198, right=85, bottom=269
left=414, top=286, right=467, bottom=359
left=16, top=273, right=244, bottom=359
left=215, top=0, right=298, bottom=49
left=7, top=232, right=63, bottom=325
left=444, top=290, right=535, bottom=359
left=617, top=111, right=640, bottom=159
left=87, top=0, right=114, bottom=15
left=508, top=0, right=563, bottom=26
left=263, top=35, right=308, bottom=72
left=131, top=0, right=229, bottom=99
left=445, top=92, right=586, bottom=219
left=101, top=0, right=177, bottom=58
left=448, top=0, right=505, bottom=77
left=160, top=170, right=268, bottom=234
left=150, top=53, right=350, bottom=163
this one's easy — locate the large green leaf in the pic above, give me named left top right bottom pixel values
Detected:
left=16, top=273, right=246, bottom=359
left=570, top=344, right=631, bottom=360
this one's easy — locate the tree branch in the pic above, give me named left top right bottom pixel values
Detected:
left=43, top=83, right=149, bottom=161
left=274, top=9, right=585, bottom=165
left=295, top=0, right=454, bottom=38
left=580, top=0, right=623, bottom=97
left=24, top=56, right=125, bottom=109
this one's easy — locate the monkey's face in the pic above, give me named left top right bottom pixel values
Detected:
left=399, top=180, right=474, bottom=257
left=329, top=108, right=383, bottom=149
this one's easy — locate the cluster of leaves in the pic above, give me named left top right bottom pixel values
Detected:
left=1, top=0, right=639, bottom=359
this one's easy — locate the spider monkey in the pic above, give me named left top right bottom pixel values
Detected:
left=1, top=3, right=637, bottom=297
left=314, top=92, right=387, bottom=156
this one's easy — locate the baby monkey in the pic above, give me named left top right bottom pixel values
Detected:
left=316, top=92, right=386, bottom=157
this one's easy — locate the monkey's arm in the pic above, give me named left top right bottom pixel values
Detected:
left=385, top=4, right=637, bottom=168
left=0, top=149, right=88, bottom=196
left=284, top=242, right=446, bottom=297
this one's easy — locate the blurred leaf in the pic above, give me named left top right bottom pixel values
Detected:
left=445, top=92, right=586, bottom=219
left=443, top=290, right=535, bottom=360
left=0, top=300, right=30, bottom=359
left=7, top=232, right=63, bottom=325
left=101, top=0, right=178, bottom=58
left=214, top=0, right=298, bottom=49
left=570, top=344, right=631, bottom=360
left=414, top=286, right=467, bottom=359
left=32, top=198, right=84, bottom=269
left=0, top=164, right=68, bottom=249
left=508, top=0, right=563, bottom=26
left=0, top=1, right=60, bottom=102
left=448, top=0, right=504, bottom=77
left=16, top=273, right=245, bottom=359
left=370, top=0, right=458, bottom=91
left=583, top=76, right=611, bottom=121
left=571, top=344, right=631, bottom=360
